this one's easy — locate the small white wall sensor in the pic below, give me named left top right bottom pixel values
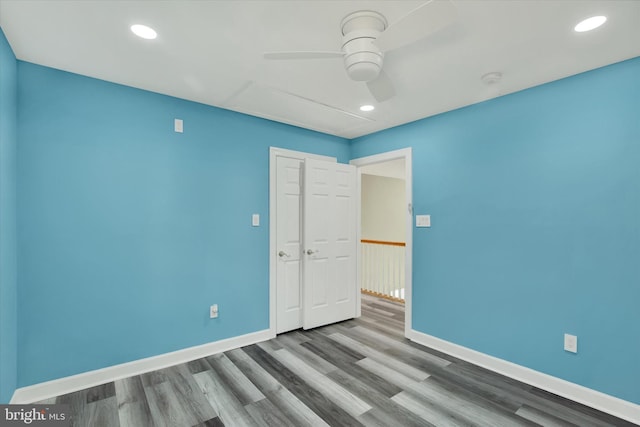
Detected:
left=174, top=119, right=183, bottom=133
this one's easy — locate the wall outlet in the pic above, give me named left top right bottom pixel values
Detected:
left=210, top=304, right=218, bottom=319
left=564, top=333, right=577, bottom=353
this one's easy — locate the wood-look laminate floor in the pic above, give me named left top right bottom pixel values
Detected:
left=38, top=294, right=637, bottom=427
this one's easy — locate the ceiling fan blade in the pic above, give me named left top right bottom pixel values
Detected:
left=264, top=51, right=344, bottom=60
left=375, top=0, right=457, bottom=52
left=367, top=70, right=395, bottom=102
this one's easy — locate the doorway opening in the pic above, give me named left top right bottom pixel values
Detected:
left=350, top=148, right=413, bottom=336
left=359, top=158, right=407, bottom=302
left=269, top=147, right=412, bottom=337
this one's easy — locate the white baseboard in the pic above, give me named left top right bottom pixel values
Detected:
left=407, top=329, right=640, bottom=425
left=11, top=329, right=274, bottom=404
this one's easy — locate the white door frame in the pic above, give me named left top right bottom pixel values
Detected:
left=269, top=147, right=336, bottom=335
left=350, top=148, right=413, bottom=337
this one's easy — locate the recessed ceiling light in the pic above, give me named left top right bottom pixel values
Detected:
left=360, top=105, right=375, bottom=112
left=131, top=24, right=157, bottom=40
left=574, top=16, right=607, bottom=32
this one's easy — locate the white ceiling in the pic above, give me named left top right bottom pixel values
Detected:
left=1, top=1, right=638, bottom=139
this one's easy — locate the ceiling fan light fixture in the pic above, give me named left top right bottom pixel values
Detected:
left=360, top=105, right=375, bottom=112
left=131, top=24, right=157, bottom=40
left=346, top=60, right=382, bottom=82
left=574, top=15, right=607, bottom=32
left=341, top=11, right=386, bottom=82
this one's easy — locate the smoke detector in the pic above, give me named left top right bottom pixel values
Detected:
left=481, top=72, right=502, bottom=85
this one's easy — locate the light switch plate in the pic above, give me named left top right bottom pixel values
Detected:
left=416, top=215, right=431, bottom=227
left=174, top=119, right=183, bottom=133
left=252, top=214, right=260, bottom=227
left=564, top=333, right=578, bottom=353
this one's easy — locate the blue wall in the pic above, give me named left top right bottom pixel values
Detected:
left=0, top=28, right=18, bottom=403
left=351, top=57, right=640, bottom=404
left=17, top=62, right=349, bottom=387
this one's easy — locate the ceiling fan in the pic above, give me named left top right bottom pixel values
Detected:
left=263, top=0, right=457, bottom=103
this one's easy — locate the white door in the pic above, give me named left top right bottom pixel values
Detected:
left=275, top=156, right=303, bottom=333
left=302, top=158, right=358, bottom=329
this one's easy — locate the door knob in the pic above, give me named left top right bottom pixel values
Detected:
left=306, top=249, right=317, bottom=255
left=278, top=251, right=290, bottom=258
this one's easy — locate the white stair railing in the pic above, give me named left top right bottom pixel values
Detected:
left=360, top=239, right=405, bottom=300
